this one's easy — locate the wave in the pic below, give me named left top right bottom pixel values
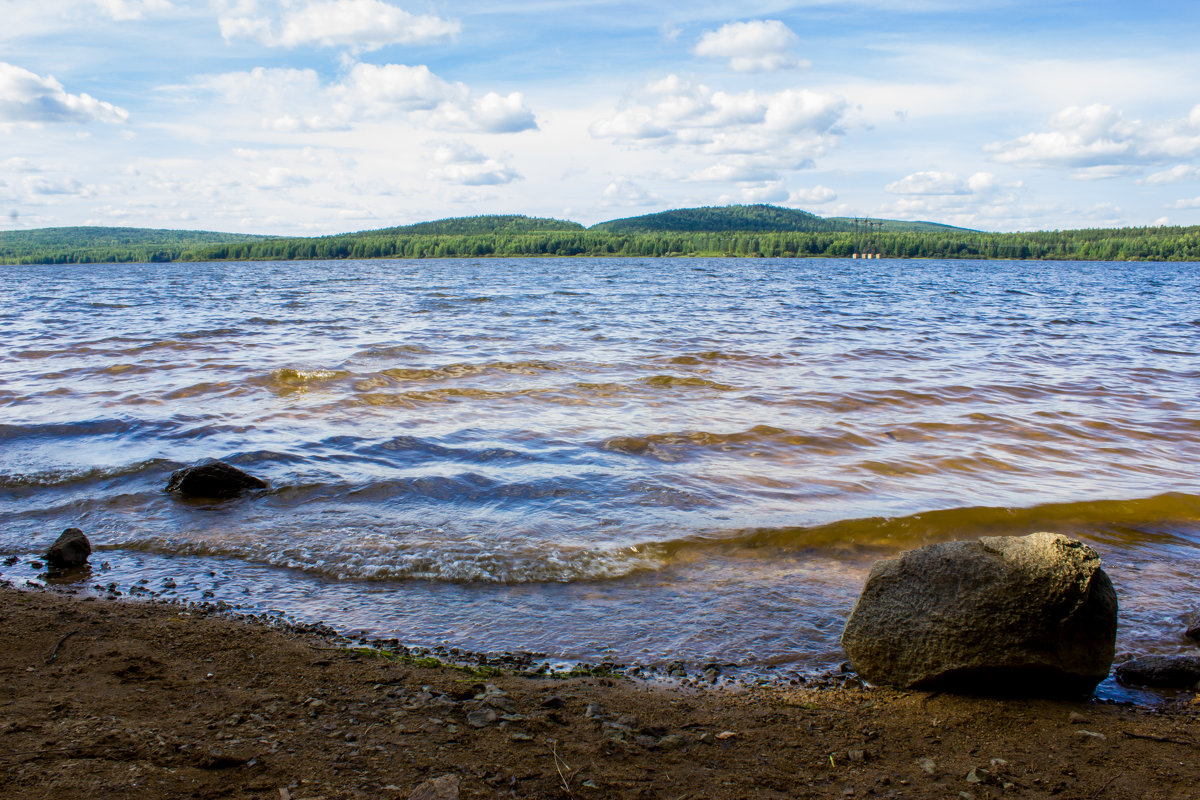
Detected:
left=602, top=426, right=872, bottom=462
left=645, top=493, right=1200, bottom=561
left=0, top=458, right=177, bottom=490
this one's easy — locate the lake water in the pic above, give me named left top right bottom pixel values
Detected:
left=2, top=257, right=1198, bottom=690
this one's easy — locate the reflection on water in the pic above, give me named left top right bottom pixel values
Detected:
left=1, top=257, right=1199, bottom=681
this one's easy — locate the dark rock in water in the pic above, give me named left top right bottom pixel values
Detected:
left=166, top=461, right=267, bottom=499
left=1184, top=609, right=1200, bottom=642
left=1114, top=654, right=1200, bottom=688
left=46, top=528, right=91, bottom=569
left=841, top=532, right=1117, bottom=696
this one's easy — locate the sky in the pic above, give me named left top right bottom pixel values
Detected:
left=3, top=0, right=1200, bottom=235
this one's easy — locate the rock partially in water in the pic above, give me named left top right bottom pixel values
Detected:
left=166, top=461, right=267, bottom=499
left=46, top=528, right=91, bottom=569
left=1184, top=609, right=1200, bottom=642
left=841, top=532, right=1117, bottom=696
left=1114, top=654, right=1200, bottom=688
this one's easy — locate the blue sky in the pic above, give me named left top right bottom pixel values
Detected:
left=3, top=0, right=1200, bottom=234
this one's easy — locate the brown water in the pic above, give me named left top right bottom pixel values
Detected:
left=2, top=257, right=1198, bottom=694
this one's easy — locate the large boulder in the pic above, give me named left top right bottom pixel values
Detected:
left=841, top=532, right=1117, bottom=696
left=166, top=461, right=267, bottom=499
left=46, top=527, right=91, bottom=569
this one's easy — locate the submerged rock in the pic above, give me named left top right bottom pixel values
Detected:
left=166, top=461, right=267, bottom=499
left=1184, top=609, right=1200, bottom=642
left=1114, top=654, right=1200, bottom=688
left=45, top=528, right=91, bottom=569
left=841, top=532, right=1117, bottom=696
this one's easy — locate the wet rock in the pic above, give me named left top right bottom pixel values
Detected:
left=408, top=774, right=459, bottom=800
left=666, top=661, right=687, bottom=678
left=1184, top=609, right=1200, bottom=642
left=1114, top=654, right=1200, bottom=688
left=45, top=528, right=91, bottom=569
left=842, top=532, right=1117, bottom=696
left=3, top=555, right=18, bottom=567
left=166, top=461, right=267, bottom=499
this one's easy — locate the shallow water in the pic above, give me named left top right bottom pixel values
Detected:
left=2, top=257, right=1198, bottom=692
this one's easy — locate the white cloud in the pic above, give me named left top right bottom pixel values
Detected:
left=987, top=103, right=1200, bottom=170
left=0, top=62, right=129, bottom=125
left=250, top=167, right=312, bottom=190
left=693, top=20, right=808, bottom=72
left=2, top=157, right=41, bottom=172
left=218, top=0, right=460, bottom=52
left=600, top=177, right=657, bottom=207
left=21, top=175, right=93, bottom=196
left=592, top=75, right=844, bottom=156
left=885, top=170, right=997, bottom=195
left=1167, top=196, right=1200, bottom=209
left=1141, top=164, right=1200, bottom=185
left=93, top=0, right=172, bottom=20
left=788, top=185, right=837, bottom=205
left=426, top=141, right=519, bottom=185
left=200, top=63, right=536, bottom=134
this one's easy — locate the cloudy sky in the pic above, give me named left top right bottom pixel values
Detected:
left=3, top=0, right=1200, bottom=234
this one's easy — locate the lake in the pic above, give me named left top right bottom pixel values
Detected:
left=2, top=257, right=1198, bottom=691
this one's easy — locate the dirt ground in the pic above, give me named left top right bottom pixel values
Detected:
left=1, top=582, right=1198, bottom=800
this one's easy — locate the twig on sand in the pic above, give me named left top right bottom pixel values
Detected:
left=43, top=630, right=79, bottom=665
left=1090, top=771, right=1123, bottom=799
left=549, top=739, right=575, bottom=795
left=1121, top=730, right=1199, bottom=746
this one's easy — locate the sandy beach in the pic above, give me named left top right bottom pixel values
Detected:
left=1, top=582, right=1197, bottom=800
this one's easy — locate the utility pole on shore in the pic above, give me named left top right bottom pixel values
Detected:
left=852, top=219, right=884, bottom=259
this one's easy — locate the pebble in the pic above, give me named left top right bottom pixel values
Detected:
left=1075, top=730, right=1107, bottom=741
left=585, top=702, right=604, bottom=719
left=466, top=708, right=497, bottom=728
left=1069, top=711, right=1090, bottom=724
left=919, top=757, right=937, bottom=775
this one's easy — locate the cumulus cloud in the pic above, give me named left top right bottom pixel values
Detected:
left=426, top=141, right=519, bottom=185
left=21, top=175, right=93, bottom=196
left=200, top=63, right=536, bottom=134
left=93, top=0, right=172, bottom=20
left=1167, top=195, right=1200, bottom=209
left=600, top=177, right=657, bottom=207
left=0, top=62, right=129, bottom=125
left=693, top=20, right=808, bottom=72
left=218, top=0, right=460, bottom=52
left=1141, top=164, right=1200, bottom=185
left=788, top=185, right=837, bottom=205
left=1, top=157, right=40, bottom=172
left=592, top=75, right=845, bottom=160
left=885, top=170, right=998, bottom=195
left=987, top=103, right=1200, bottom=173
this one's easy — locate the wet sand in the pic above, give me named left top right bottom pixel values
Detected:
left=1, top=583, right=1198, bottom=799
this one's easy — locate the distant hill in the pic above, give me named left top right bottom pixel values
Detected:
left=590, top=204, right=840, bottom=234
left=362, top=215, right=583, bottom=237
left=591, top=205, right=977, bottom=234
left=0, top=226, right=267, bottom=263
left=825, top=217, right=977, bottom=234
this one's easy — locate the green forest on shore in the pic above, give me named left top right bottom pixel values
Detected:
left=3, top=205, right=1199, bottom=264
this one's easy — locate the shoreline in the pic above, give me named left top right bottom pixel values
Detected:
left=2, top=582, right=1197, bottom=799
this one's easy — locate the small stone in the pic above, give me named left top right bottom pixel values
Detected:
left=510, top=732, right=534, bottom=742
left=919, top=757, right=937, bottom=775
left=1068, top=711, right=1089, bottom=724
left=965, top=767, right=991, bottom=784
left=466, top=708, right=497, bottom=728
left=959, top=793, right=976, bottom=800
left=698, top=732, right=714, bottom=744
left=46, top=528, right=91, bottom=569
left=585, top=702, right=604, bottom=719
left=1184, top=609, right=1200, bottom=641
left=408, top=774, right=459, bottom=800
left=581, top=780, right=599, bottom=789
left=539, top=695, right=565, bottom=709
left=166, top=461, right=267, bottom=500
left=716, top=730, right=737, bottom=740
left=1115, top=654, right=1200, bottom=689
left=990, top=758, right=1009, bottom=768
left=1075, top=730, right=1107, bottom=741
left=656, top=734, right=685, bottom=750
left=848, top=749, right=865, bottom=762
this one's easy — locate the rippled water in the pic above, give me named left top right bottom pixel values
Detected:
left=2, top=258, right=1198, bottom=687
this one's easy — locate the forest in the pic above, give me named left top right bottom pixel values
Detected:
left=2, top=207, right=1199, bottom=264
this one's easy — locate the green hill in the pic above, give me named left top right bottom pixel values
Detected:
left=0, top=226, right=267, bottom=264
left=825, top=217, right=977, bottom=234
left=363, top=215, right=583, bottom=237
left=590, top=204, right=839, bottom=233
